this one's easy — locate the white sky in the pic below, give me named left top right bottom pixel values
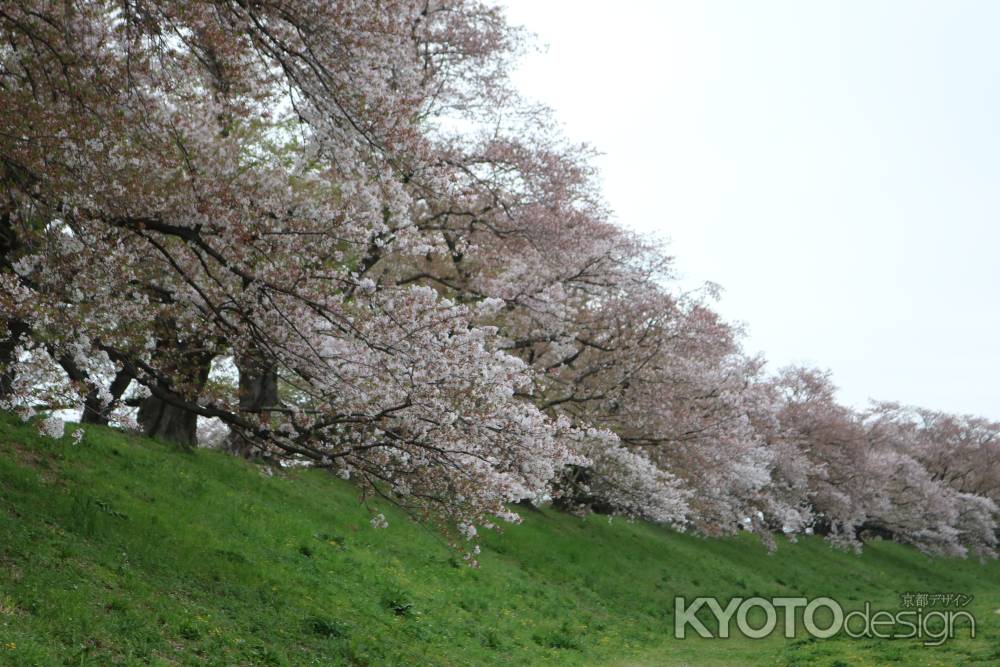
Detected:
left=502, top=0, right=1000, bottom=420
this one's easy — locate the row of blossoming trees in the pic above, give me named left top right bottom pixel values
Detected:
left=1, top=0, right=997, bottom=560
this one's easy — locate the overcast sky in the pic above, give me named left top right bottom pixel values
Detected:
left=502, top=0, right=1000, bottom=420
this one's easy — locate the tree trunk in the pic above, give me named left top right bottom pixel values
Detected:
left=54, top=349, right=133, bottom=426
left=238, top=356, right=279, bottom=413
left=81, top=369, right=132, bottom=426
left=0, top=319, right=29, bottom=401
left=138, top=357, right=211, bottom=447
left=225, top=354, right=279, bottom=457
left=137, top=317, right=214, bottom=448
left=138, top=395, right=202, bottom=446
left=0, top=207, right=28, bottom=402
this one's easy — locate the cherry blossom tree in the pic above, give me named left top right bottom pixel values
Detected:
left=863, top=404, right=998, bottom=558
left=0, top=0, right=580, bottom=542
left=389, top=116, right=773, bottom=530
left=758, top=368, right=998, bottom=557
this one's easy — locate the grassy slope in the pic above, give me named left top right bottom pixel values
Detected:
left=1, top=412, right=998, bottom=667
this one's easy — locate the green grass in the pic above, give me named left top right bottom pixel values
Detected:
left=1, top=412, right=998, bottom=666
